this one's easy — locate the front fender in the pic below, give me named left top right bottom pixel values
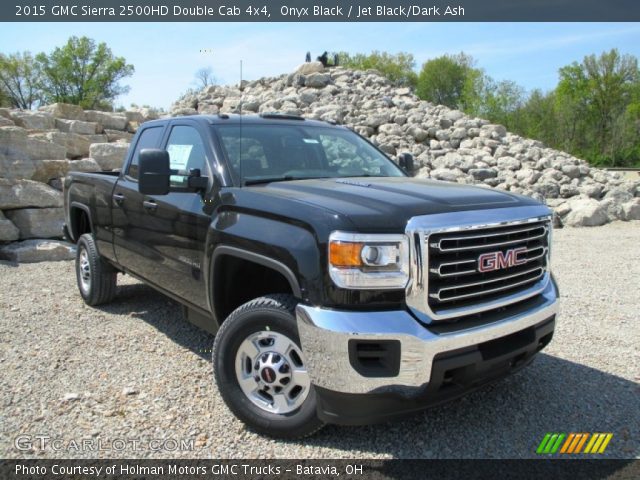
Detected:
left=204, top=210, right=323, bottom=316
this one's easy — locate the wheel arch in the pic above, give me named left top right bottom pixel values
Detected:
left=68, top=202, right=94, bottom=242
left=209, top=246, right=302, bottom=324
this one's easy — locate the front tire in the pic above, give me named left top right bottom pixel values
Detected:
left=212, top=294, right=324, bottom=438
left=75, top=233, right=117, bottom=306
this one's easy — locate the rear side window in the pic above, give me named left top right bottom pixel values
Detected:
left=127, top=126, right=164, bottom=180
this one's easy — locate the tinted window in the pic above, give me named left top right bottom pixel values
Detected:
left=165, top=126, right=207, bottom=188
left=127, top=126, right=164, bottom=180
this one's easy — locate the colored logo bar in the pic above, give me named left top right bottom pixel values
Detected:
left=536, top=433, right=613, bottom=454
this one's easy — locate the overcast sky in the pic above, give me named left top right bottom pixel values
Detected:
left=1, top=22, right=639, bottom=109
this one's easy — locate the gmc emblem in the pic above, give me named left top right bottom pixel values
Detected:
left=478, top=247, right=527, bottom=272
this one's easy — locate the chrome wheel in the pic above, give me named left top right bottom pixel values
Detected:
left=78, top=246, right=91, bottom=294
left=235, top=330, right=310, bottom=414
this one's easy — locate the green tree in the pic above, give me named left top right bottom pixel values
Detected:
left=472, top=77, right=526, bottom=129
left=556, top=49, right=639, bottom=165
left=337, top=51, right=417, bottom=86
left=415, top=53, right=478, bottom=109
left=35, top=36, right=134, bottom=110
left=516, top=89, right=558, bottom=145
left=554, top=62, right=593, bottom=154
left=0, top=51, right=41, bottom=109
left=0, top=88, right=8, bottom=107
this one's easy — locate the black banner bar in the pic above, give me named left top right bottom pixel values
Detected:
left=1, top=459, right=639, bottom=480
left=3, top=0, right=640, bottom=22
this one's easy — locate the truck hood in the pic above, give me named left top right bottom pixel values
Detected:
left=250, top=176, right=541, bottom=232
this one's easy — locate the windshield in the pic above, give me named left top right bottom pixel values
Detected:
left=215, top=124, right=406, bottom=185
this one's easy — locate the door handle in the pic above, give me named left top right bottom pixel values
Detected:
left=112, top=193, right=125, bottom=204
left=143, top=200, right=158, bottom=212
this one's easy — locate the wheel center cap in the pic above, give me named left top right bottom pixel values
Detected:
left=261, top=367, right=276, bottom=383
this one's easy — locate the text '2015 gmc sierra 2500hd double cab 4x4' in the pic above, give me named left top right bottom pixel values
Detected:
left=64, top=113, right=558, bottom=438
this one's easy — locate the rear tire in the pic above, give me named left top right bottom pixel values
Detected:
left=212, top=294, right=324, bottom=439
left=75, top=233, right=117, bottom=306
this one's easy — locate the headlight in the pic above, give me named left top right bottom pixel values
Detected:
left=328, top=232, right=409, bottom=289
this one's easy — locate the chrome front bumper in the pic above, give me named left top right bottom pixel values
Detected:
left=296, top=279, right=558, bottom=395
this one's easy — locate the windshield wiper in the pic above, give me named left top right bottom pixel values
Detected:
left=338, top=174, right=387, bottom=178
left=244, top=175, right=294, bottom=186
left=243, top=175, right=331, bottom=186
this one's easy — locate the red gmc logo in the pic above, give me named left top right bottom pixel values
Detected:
left=478, top=247, right=527, bottom=272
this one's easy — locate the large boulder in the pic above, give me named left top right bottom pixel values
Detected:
left=84, top=134, right=109, bottom=144
left=563, top=198, right=609, bottom=227
left=54, top=118, right=99, bottom=135
left=10, top=111, right=55, bottom=130
left=378, top=123, right=404, bottom=136
left=1, top=125, right=67, bottom=161
left=306, top=73, right=331, bottom=88
left=432, top=152, right=474, bottom=171
left=89, top=142, right=130, bottom=170
left=363, top=113, right=391, bottom=128
left=135, top=107, right=160, bottom=122
left=125, top=110, right=145, bottom=124
left=0, top=178, right=63, bottom=209
left=171, top=107, right=198, bottom=117
left=29, top=131, right=90, bottom=158
left=469, top=168, right=497, bottom=181
left=0, top=125, right=28, bottom=146
left=0, top=239, right=75, bottom=263
left=69, top=157, right=101, bottom=173
left=295, top=61, right=325, bottom=75
left=31, top=160, right=73, bottom=183
left=0, top=211, right=20, bottom=242
left=40, top=103, right=86, bottom=121
left=104, top=129, right=134, bottom=143
left=497, top=156, right=521, bottom=171
left=430, top=168, right=466, bottom=182
left=24, top=136, right=67, bottom=160
left=83, top=110, right=127, bottom=131
left=0, top=138, right=36, bottom=180
left=5, top=207, right=65, bottom=239
left=124, top=110, right=145, bottom=132
left=31, top=158, right=100, bottom=183
left=622, top=198, right=640, bottom=221
left=578, top=183, right=603, bottom=199
left=603, top=187, right=634, bottom=205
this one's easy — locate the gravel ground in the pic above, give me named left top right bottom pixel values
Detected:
left=1, top=222, right=638, bottom=459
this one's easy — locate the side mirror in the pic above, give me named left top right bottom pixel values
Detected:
left=187, top=168, right=209, bottom=190
left=398, top=152, right=414, bottom=173
left=139, top=149, right=170, bottom=195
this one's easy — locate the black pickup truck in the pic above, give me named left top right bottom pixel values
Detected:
left=64, top=114, right=559, bottom=438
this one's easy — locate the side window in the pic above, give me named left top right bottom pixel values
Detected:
left=127, top=126, right=164, bottom=180
left=166, top=126, right=207, bottom=188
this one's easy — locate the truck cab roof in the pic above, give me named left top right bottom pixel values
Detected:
left=143, top=113, right=342, bottom=129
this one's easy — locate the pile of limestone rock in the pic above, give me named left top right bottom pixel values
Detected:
left=0, top=103, right=157, bottom=262
left=173, top=61, right=640, bottom=228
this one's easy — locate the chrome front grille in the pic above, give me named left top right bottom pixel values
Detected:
left=405, top=206, right=553, bottom=323
left=427, top=220, right=549, bottom=313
